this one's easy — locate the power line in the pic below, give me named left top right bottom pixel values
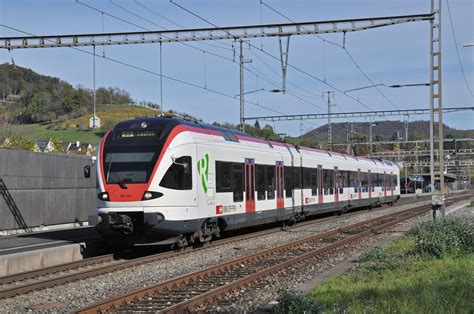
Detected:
left=133, top=0, right=232, bottom=50
left=100, top=0, right=322, bottom=126
left=260, top=0, right=402, bottom=110
left=123, top=0, right=324, bottom=112
left=167, top=1, right=325, bottom=128
left=446, top=0, right=474, bottom=97
left=94, top=1, right=322, bottom=126
left=75, top=0, right=233, bottom=63
left=168, top=0, right=381, bottom=113
left=76, top=0, right=322, bottom=121
left=0, top=23, right=286, bottom=118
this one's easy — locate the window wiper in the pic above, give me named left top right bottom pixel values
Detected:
left=118, top=179, right=128, bottom=189
left=106, top=154, right=114, bottom=182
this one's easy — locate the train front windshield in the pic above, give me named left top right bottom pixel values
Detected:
left=102, top=128, right=162, bottom=184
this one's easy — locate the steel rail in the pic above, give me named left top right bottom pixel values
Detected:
left=0, top=199, right=391, bottom=298
left=76, top=193, right=472, bottom=313
left=166, top=207, right=427, bottom=313
left=0, top=193, right=457, bottom=300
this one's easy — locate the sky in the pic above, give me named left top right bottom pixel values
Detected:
left=0, top=0, right=473, bottom=137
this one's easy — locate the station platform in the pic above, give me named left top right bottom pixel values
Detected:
left=0, top=226, right=101, bottom=277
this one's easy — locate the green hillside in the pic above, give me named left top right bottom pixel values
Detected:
left=0, top=103, right=159, bottom=145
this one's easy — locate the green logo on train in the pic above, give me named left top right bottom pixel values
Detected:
left=197, top=153, right=209, bottom=193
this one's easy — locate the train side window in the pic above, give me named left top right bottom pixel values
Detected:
left=337, top=171, right=344, bottom=194
left=293, top=167, right=302, bottom=190
left=303, top=168, right=311, bottom=189
left=323, top=169, right=333, bottom=195
left=361, top=172, right=368, bottom=193
left=256, top=165, right=266, bottom=200
left=311, top=168, right=317, bottom=196
left=232, top=163, right=243, bottom=202
left=266, top=165, right=275, bottom=200
left=284, top=166, right=293, bottom=198
left=159, top=156, right=192, bottom=190
left=216, top=161, right=232, bottom=192
left=348, top=171, right=356, bottom=188
left=340, top=171, right=349, bottom=188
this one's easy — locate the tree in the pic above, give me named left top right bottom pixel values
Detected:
left=254, top=120, right=261, bottom=129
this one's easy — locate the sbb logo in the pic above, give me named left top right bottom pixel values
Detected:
left=216, top=205, right=223, bottom=215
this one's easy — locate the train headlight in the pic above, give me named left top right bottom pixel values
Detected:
left=144, top=191, right=153, bottom=200
left=141, top=191, right=163, bottom=201
left=98, top=192, right=110, bottom=201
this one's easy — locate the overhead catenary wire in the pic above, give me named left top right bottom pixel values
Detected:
left=446, top=0, right=474, bottom=97
left=168, top=0, right=382, bottom=114
left=260, top=0, right=402, bottom=110
left=102, top=0, right=322, bottom=127
left=76, top=0, right=323, bottom=119
left=133, top=0, right=233, bottom=50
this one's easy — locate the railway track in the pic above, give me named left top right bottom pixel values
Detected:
left=77, top=193, right=472, bottom=313
left=0, top=200, right=381, bottom=299
left=0, top=192, right=469, bottom=300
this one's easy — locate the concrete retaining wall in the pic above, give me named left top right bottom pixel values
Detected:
left=0, top=149, right=97, bottom=231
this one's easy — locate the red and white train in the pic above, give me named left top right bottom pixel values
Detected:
left=90, top=117, right=400, bottom=247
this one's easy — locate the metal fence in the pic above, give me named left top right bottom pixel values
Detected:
left=0, top=149, right=96, bottom=231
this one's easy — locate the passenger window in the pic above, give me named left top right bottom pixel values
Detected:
left=216, top=161, right=232, bottom=192
left=266, top=165, right=275, bottom=200
left=232, top=163, right=244, bottom=202
left=256, top=165, right=266, bottom=200
left=311, top=168, right=318, bottom=196
left=323, top=169, right=333, bottom=195
left=284, top=166, right=293, bottom=198
left=293, top=167, right=301, bottom=190
left=159, top=156, right=192, bottom=190
left=303, top=168, right=311, bottom=189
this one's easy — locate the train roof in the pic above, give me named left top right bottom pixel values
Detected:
left=114, top=116, right=397, bottom=169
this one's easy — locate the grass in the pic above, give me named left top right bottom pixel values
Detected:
left=309, top=219, right=474, bottom=313
left=312, top=252, right=473, bottom=313
left=0, top=104, right=159, bottom=145
left=0, top=123, right=102, bottom=144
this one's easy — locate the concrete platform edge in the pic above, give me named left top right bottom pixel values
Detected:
left=0, top=243, right=84, bottom=277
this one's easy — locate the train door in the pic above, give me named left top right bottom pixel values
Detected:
left=383, top=171, right=387, bottom=198
left=368, top=170, right=372, bottom=199
left=358, top=168, right=362, bottom=199
left=317, top=165, right=323, bottom=204
left=245, top=158, right=256, bottom=213
left=334, top=166, right=339, bottom=203
left=276, top=161, right=284, bottom=209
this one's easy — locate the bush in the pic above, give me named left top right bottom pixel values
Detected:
left=407, top=218, right=474, bottom=258
left=273, top=290, right=320, bottom=314
left=357, top=245, right=415, bottom=273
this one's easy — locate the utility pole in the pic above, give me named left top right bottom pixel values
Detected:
left=323, top=91, right=335, bottom=151
left=430, top=0, right=445, bottom=220
left=239, top=40, right=252, bottom=132
left=368, top=121, right=377, bottom=156
left=404, top=114, right=409, bottom=142
left=92, top=45, right=96, bottom=129
left=397, top=130, right=401, bottom=162
left=160, top=42, right=163, bottom=116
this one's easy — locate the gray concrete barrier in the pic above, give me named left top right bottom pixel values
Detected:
left=0, top=149, right=97, bottom=231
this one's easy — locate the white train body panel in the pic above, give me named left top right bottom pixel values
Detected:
left=92, top=117, right=400, bottom=246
